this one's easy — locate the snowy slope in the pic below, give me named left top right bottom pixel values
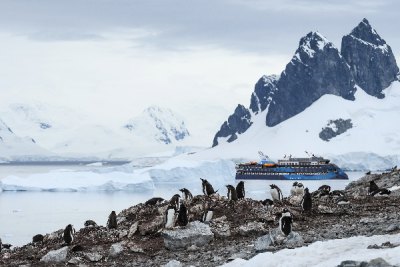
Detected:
left=193, top=81, right=400, bottom=163
left=222, top=233, right=400, bottom=267
left=0, top=103, right=194, bottom=159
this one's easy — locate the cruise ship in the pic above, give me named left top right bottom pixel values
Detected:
left=235, top=152, right=348, bottom=180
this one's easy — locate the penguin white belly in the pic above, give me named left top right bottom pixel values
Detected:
left=165, top=209, right=176, bottom=228
left=297, top=187, right=304, bottom=195
left=290, top=186, right=297, bottom=196
left=271, top=189, right=280, bottom=201
left=204, top=210, right=213, bottom=222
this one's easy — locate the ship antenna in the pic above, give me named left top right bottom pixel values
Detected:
left=258, top=151, right=269, bottom=160
left=305, top=151, right=310, bottom=157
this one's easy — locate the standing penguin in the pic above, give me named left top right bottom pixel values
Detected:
left=236, top=181, right=245, bottom=199
left=179, top=188, right=193, bottom=205
left=169, top=194, right=181, bottom=211
left=301, top=188, right=312, bottom=212
left=200, top=178, right=217, bottom=196
left=226, top=185, right=238, bottom=201
left=318, top=185, right=331, bottom=193
left=296, top=182, right=305, bottom=195
left=270, top=184, right=283, bottom=202
left=165, top=205, right=177, bottom=228
left=0, top=237, right=2, bottom=252
left=290, top=182, right=299, bottom=196
left=176, top=202, right=189, bottom=227
left=107, top=211, right=117, bottom=229
left=368, top=181, right=380, bottom=195
left=202, top=207, right=214, bottom=223
left=279, top=208, right=293, bottom=236
left=63, top=224, right=75, bottom=245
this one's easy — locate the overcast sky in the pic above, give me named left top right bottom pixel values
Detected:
left=0, top=0, right=398, bottom=142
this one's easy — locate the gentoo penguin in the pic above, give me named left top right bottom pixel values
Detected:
left=330, top=190, right=345, bottom=197
left=318, top=185, right=331, bottom=193
left=165, top=205, right=177, bottom=228
left=336, top=196, right=350, bottom=205
left=169, top=194, right=181, bottom=211
left=226, top=185, right=238, bottom=201
left=107, top=211, right=118, bottom=229
left=261, top=199, right=274, bottom=206
left=32, top=234, right=44, bottom=243
left=365, top=171, right=371, bottom=175
left=236, top=181, right=245, bottom=199
left=296, top=182, right=305, bottom=195
left=200, top=178, right=217, bottom=196
left=63, top=224, right=75, bottom=245
left=202, top=207, right=214, bottom=223
left=301, top=188, right=312, bottom=212
left=371, top=188, right=391, bottom=196
left=84, top=220, right=98, bottom=227
left=0, top=237, right=2, bottom=252
left=270, top=184, right=283, bottom=202
left=176, top=202, right=189, bottom=227
left=1, top=243, right=12, bottom=250
left=279, top=208, right=293, bottom=236
left=368, top=181, right=380, bottom=195
left=179, top=188, right=193, bottom=204
left=145, top=197, right=165, bottom=206
left=290, top=182, right=299, bottom=196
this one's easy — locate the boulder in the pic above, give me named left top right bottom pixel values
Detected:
left=84, top=252, right=103, bottom=262
left=161, top=259, right=183, bottom=267
left=211, top=221, right=231, bottom=238
left=109, top=242, right=124, bottom=257
left=139, top=216, right=164, bottom=235
left=162, top=221, right=214, bottom=250
left=284, top=231, right=304, bottom=248
left=254, top=234, right=273, bottom=251
left=128, top=222, right=139, bottom=238
left=40, top=247, right=68, bottom=263
left=238, top=222, right=267, bottom=236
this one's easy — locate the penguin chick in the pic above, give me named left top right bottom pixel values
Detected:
left=63, top=224, right=75, bottom=245
left=200, top=178, right=217, bottom=196
left=226, top=184, right=238, bottom=201
left=279, top=208, right=292, bottom=236
left=176, top=202, right=189, bottom=227
left=270, top=184, right=283, bottom=202
left=301, top=188, right=312, bottom=212
left=179, top=188, right=193, bottom=204
left=318, top=185, right=331, bottom=193
left=107, top=211, right=118, bottom=229
left=84, top=220, right=98, bottom=227
left=296, top=182, right=305, bottom=195
left=236, top=181, right=245, bottom=199
left=290, top=182, right=299, bottom=196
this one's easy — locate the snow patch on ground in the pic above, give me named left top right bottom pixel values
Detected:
left=222, top=233, right=400, bottom=267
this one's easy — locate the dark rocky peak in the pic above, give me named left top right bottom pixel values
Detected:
left=265, top=32, right=356, bottom=127
left=249, top=75, right=279, bottom=114
left=212, top=104, right=252, bottom=147
left=341, top=18, right=399, bottom=98
left=349, top=18, right=385, bottom=46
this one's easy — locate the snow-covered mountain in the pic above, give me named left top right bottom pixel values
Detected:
left=123, top=106, right=190, bottom=145
left=0, top=103, right=192, bottom=160
left=211, top=18, right=400, bottom=160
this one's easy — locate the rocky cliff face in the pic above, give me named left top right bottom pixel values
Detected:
left=213, top=19, right=399, bottom=147
left=341, top=18, right=399, bottom=98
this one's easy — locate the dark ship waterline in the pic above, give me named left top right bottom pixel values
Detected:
left=235, top=153, right=348, bottom=180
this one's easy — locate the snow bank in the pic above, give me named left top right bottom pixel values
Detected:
left=222, top=233, right=400, bottom=267
left=328, top=152, right=400, bottom=171
left=0, top=170, right=154, bottom=192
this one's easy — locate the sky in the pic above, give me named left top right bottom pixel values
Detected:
left=0, top=0, right=399, bottom=144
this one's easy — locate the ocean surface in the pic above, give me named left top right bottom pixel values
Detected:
left=0, top=163, right=364, bottom=247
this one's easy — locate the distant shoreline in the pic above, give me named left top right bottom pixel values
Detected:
left=0, top=161, right=130, bottom=166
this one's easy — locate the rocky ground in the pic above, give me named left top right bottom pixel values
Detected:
left=1, top=170, right=400, bottom=267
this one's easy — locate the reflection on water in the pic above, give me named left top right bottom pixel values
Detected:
left=0, top=168, right=364, bottom=247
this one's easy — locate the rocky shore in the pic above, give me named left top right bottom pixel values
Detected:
left=1, top=170, right=400, bottom=267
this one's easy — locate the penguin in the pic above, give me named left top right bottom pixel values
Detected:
left=279, top=208, right=292, bottom=236
left=365, top=171, right=371, bottom=175
left=270, top=184, right=283, bottom=202
left=336, top=196, right=350, bottom=205
left=169, top=194, right=181, bottom=211
left=290, top=182, right=298, bottom=196
left=145, top=197, right=165, bottom=206
left=296, top=182, right=305, bottom=195
left=63, top=224, right=75, bottom=245
left=176, top=202, right=189, bottom=227
left=1, top=243, right=12, bottom=250
left=371, top=188, right=391, bottom=196
left=0, top=237, right=2, bottom=252
left=84, top=220, right=98, bottom=227
left=200, top=178, right=217, bottom=196
left=236, top=181, right=245, bottom=199
left=301, top=188, right=312, bottom=212
left=330, top=190, right=345, bottom=197
left=179, top=188, right=193, bottom=204
left=32, top=234, right=44, bottom=243
left=165, top=205, right=177, bottom=228
left=261, top=199, right=274, bottom=206
left=318, top=185, right=331, bottom=193
left=202, top=207, right=214, bottom=223
left=226, top=185, right=238, bottom=201
left=368, top=181, right=380, bottom=195
left=107, top=211, right=118, bottom=229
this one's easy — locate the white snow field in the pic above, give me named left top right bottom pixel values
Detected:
left=222, top=233, right=400, bottom=267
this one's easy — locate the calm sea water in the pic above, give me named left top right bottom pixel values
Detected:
left=0, top=164, right=364, bottom=247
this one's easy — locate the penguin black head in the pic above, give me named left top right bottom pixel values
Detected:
left=292, top=181, right=298, bottom=186
left=304, top=188, right=309, bottom=193
left=173, top=194, right=181, bottom=198
left=226, top=185, right=234, bottom=190
left=297, top=182, right=304, bottom=188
